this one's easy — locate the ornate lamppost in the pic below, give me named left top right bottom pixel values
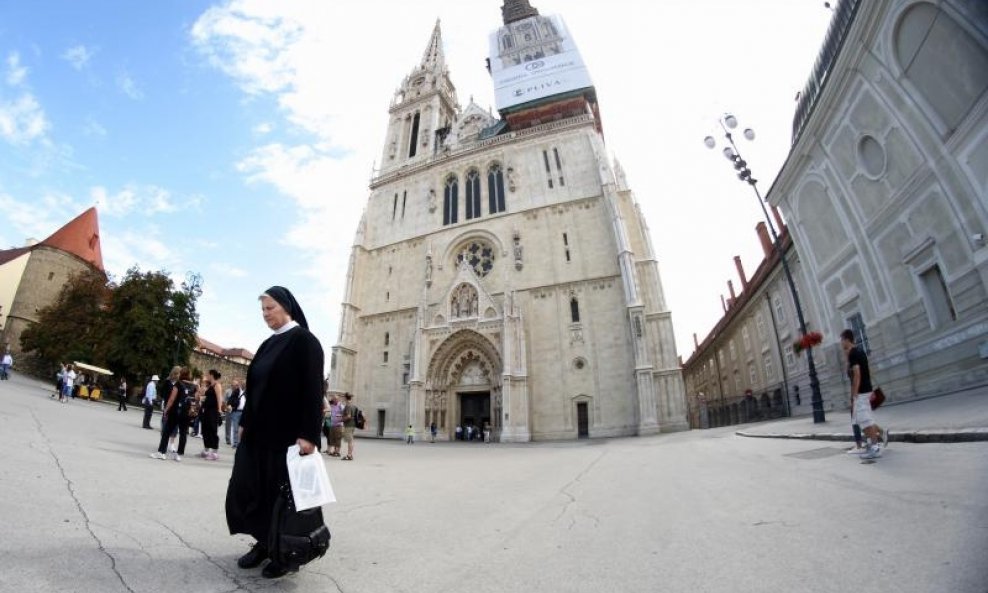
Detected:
left=704, top=114, right=826, bottom=423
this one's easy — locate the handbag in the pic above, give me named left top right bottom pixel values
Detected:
left=870, top=387, right=885, bottom=410
left=268, top=482, right=331, bottom=571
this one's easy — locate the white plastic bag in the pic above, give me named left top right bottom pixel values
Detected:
left=286, top=444, right=336, bottom=511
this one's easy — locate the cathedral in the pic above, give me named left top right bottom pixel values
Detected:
left=329, top=0, right=687, bottom=441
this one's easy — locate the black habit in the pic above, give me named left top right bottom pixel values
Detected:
left=225, top=324, right=324, bottom=541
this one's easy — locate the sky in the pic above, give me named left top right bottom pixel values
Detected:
left=0, top=0, right=834, bottom=363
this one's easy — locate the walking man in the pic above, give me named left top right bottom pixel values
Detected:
left=117, top=378, right=128, bottom=411
left=841, top=329, right=887, bottom=460
left=0, top=350, right=12, bottom=380
left=142, top=375, right=158, bottom=429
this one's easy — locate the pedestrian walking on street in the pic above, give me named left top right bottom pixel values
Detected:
left=325, top=393, right=344, bottom=457
left=0, top=350, right=12, bottom=380
left=430, top=421, right=437, bottom=443
left=405, top=424, right=415, bottom=444
left=142, top=375, right=158, bottom=428
left=117, top=378, right=128, bottom=411
left=150, top=367, right=196, bottom=461
left=61, top=365, right=77, bottom=403
left=225, top=380, right=245, bottom=448
left=841, top=329, right=888, bottom=461
left=199, top=369, right=223, bottom=460
left=226, top=286, right=325, bottom=580
left=341, top=393, right=358, bottom=460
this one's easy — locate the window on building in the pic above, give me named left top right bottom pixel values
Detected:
left=443, top=175, right=459, bottom=225
left=408, top=112, right=420, bottom=158
left=488, top=163, right=505, bottom=214
left=733, top=371, right=742, bottom=393
left=773, top=294, right=787, bottom=324
left=846, top=312, right=871, bottom=354
left=570, top=297, right=580, bottom=323
left=718, top=349, right=725, bottom=367
left=756, top=313, right=766, bottom=340
left=401, top=191, right=407, bottom=219
left=764, top=354, right=774, bottom=380
left=784, top=344, right=795, bottom=368
left=729, top=340, right=737, bottom=361
left=919, top=264, right=957, bottom=328
left=384, top=332, right=390, bottom=346
left=383, top=351, right=389, bottom=363
left=392, top=193, right=398, bottom=221
left=742, top=327, right=751, bottom=351
left=543, top=150, right=553, bottom=189
left=465, top=169, right=481, bottom=220
left=553, top=147, right=565, bottom=187
left=748, top=363, right=757, bottom=386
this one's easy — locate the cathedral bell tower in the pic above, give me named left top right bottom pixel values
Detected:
left=379, top=20, right=459, bottom=175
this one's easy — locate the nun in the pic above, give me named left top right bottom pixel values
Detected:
left=226, top=286, right=325, bottom=579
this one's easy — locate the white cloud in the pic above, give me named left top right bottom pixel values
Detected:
left=61, top=45, right=95, bottom=71
left=82, top=116, right=107, bottom=137
left=91, top=184, right=181, bottom=217
left=0, top=94, right=50, bottom=144
left=0, top=191, right=84, bottom=246
left=116, top=71, right=144, bottom=99
left=252, top=121, right=273, bottom=135
left=210, top=262, right=248, bottom=278
left=5, top=52, right=27, bottom=86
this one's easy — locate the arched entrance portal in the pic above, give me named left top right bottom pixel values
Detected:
left=425, top=329, right=503, bottom=441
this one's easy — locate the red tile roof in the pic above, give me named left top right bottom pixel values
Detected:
left=40, top=207, right=104, bottom=272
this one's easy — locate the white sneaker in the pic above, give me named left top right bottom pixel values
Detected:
left=173, top=454, right=182, bottom=462
left=150, top=452, right=167, bottom=460
left=861, top=445, right=882, bottom=460
left=846, top=446, right=867, bottom=455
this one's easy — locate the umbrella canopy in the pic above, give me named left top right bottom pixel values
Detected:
left=72, top=361, right=114, bottom=376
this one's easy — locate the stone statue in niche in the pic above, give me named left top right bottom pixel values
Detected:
left=506, top=166, right=517, bottom=192
left=425, top=254, right=433, bottom=286
left=512, top=230, right=523, bottom=270
left=428, top=188, right=437, bottom=212
left=452, top=284, right=478, bottom=318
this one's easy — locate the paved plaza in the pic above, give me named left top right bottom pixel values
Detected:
left=1, top=372, right=986, bottom=593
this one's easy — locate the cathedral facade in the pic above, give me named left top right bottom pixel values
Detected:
left=329, top=1, right=687, bottom=441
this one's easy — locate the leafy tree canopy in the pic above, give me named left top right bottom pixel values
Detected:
left=20, top=266, right=202, bottom=386
left=20, top=269, right=111, bottom=366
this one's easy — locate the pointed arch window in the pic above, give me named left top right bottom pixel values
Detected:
left=570, top=297, right=580, bottom=323
left=443, top=175, right=459, bottom=226
left=487, top=163, right=505, bottom=214
left=465, top=169, right=481, bottom=220
left=409, top=112, right=421, bottom=158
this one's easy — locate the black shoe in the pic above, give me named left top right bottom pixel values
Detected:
left=262, top=561, right=291, bottom=579
left=237, top=543, right=268, bottom=569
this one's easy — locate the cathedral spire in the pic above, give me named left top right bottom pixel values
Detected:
left=501, top=0, right=539, bottom=25
left=420, top=19, right=445, bottom=71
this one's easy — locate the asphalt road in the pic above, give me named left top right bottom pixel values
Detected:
left=1, top=374, right=986, bottom=593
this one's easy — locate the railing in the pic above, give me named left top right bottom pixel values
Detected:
left=689, top=386, right=792, bottom=429
left=791, top=0, right=862, bottom=145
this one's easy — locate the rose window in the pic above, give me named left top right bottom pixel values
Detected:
left=456, top=240, right=495, bottom=277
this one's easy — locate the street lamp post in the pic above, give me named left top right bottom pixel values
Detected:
left=704, top=114, right=826, bottom=423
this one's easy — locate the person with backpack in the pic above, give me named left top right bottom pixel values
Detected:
left=341, top=392, right=359, bottom=461
left=199, top=369, right=224, bottom=461
left=150, top=367, right=196, bottom=461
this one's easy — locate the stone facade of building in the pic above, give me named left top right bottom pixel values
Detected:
left=329, top=3, right=687, bottom=442
left=0, top=208, right=105, bottom=359
left=684, top=0, right=988, bottom=420
left=769, top=0, right=988, bottom=402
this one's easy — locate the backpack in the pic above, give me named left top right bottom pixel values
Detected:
left=176, top=383, right=200, bottom=419
left=354, top=407, right=366, bottom=430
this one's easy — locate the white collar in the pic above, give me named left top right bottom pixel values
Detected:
left=273, top=320, right=299, bottom=335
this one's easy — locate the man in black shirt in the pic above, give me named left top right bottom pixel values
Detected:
left=841, top=329, right=886, bottom=460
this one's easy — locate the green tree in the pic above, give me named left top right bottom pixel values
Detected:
left=101, top=267, right=202, bottom=384
left=20, top=269, right=111, bottom=369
